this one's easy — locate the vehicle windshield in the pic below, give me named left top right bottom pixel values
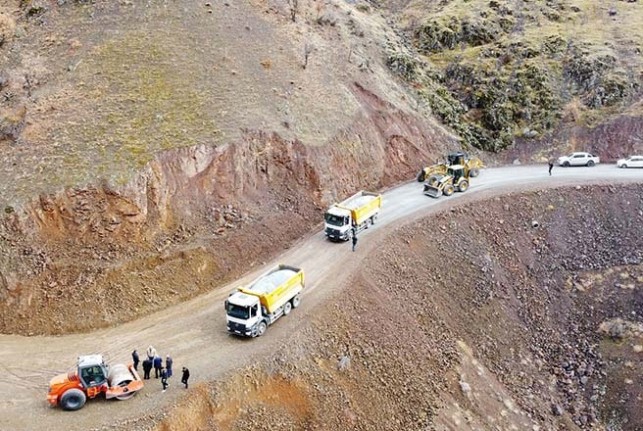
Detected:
left=226, top=302, right=249, bottom=320
left=325, top=213, right=347, bottom=227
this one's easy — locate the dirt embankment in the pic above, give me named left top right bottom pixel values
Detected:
left=154, top=185, right=643, bottom=431
left=0, top=84, right=454, bottom=335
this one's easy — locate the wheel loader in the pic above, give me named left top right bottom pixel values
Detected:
left=423, top=165, right=470, bottom=198
left=416, top=152, right=484, bottom=182
left=47, top=354, right=143, bottom=411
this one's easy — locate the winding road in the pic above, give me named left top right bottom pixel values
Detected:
left=0, top=165, right=641, bottom=431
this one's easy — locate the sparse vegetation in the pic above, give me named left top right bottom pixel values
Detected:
left=385, top=0, right=643, bottom=152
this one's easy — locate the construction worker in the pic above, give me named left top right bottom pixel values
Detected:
left=351, top=228, right=358, bottom=252
left=161, top=368, right=169, bottom=392
left=142, top=358, right=152, bottom=380
left=131, top=349, right=140, bottom=371
left=548, top=157, right=555, bottom=176
left=181, top=367, right=190, bottom=389
left=153, top=355, right=162, bottom=379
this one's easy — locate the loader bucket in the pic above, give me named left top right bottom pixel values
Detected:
left=106, top=364, right=144, bottom=400
left=424, top=185, right=442, bottom=198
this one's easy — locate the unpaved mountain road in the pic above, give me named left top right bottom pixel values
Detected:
left=0, top=165, right=641, bottom=431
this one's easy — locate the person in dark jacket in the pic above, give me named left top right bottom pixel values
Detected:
left=548, top=157, right=555, bottom=176
left=132, top=349, right=140, bottom=371
left=142, top=358, right=152, bottom=380
left=181, top=367, right=190, bottom=389
left=165, top=354, right=173, bottom=378
left=160, top=368, right=169, bottom=392
left=153, top=355, right=162, bottom=379
left=351, top=229, right=358, bottom=252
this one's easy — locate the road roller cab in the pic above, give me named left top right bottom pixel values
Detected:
left=47, top=354, right=144, bottom=411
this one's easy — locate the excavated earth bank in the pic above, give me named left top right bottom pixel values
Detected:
left=153, top=185, right=642, bottom=431
left=0, top=93, right=453, bottom=335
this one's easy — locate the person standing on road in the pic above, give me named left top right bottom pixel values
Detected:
left=548, top=157, right=555, bottom=176
left=142, top=357, right=152, bottom=380
left=132, top=349, right=140, bottom=371
left=165, top=354, right=173, bottom=378
left=181, top=367, right=190, bottom=389
left=351, top=228, right=358, bottom=252
left=160, top=367, right=169, bottom=392
left=153, top=355, right=163, bottom=379
left=146, top=345, right=157, bottom=361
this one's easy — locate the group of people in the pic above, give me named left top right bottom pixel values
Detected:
left=131, top=346, right=190, bottom=393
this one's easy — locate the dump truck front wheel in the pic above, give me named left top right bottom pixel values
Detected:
left=283, top=301, right=292, bottom=316
left=256, top=321, right=267, bottom=337
left=60, top=389, right=86, bottom=411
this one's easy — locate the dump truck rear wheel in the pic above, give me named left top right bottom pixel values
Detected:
left=283, top=301, right=292, bottom=316
left=60, top=389, right=86, bottom=411
left=256, top=321, right=267, bottom=337
left=444, top=185, right=455, bottom=196
left=292, top=295, right=301, bottom=308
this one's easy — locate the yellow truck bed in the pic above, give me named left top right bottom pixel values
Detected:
left=338, top=191, right=382, bottom=226
left=239, top=265, right=304, bottom=314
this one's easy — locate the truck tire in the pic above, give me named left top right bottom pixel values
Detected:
left=256, top=321, right=267, bottom=337
left=292, top=295, right=301, bottom=308
left=443, top=185, right=455, bottom=196
left=458, top=180, right=469, bottom=192
left=283, top=301, right=292, bottom=316
left=60, top=389, right=86, bottom=411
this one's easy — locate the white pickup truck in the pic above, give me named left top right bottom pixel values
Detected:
left=557, top=152, right=600, bottom=167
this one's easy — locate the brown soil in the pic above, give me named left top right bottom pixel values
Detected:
left=154, top=185, right=643, bottom=431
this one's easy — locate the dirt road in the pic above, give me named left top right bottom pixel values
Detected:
left=0, top=165, right=641, bottom=431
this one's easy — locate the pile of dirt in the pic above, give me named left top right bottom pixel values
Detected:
left=154, top=185, right=643, bottom=431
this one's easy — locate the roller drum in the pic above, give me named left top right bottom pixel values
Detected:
left=107, top=364, right=136, bottom=400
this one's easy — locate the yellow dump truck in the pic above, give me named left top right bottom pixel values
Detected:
left=225, top=265, right=304, bottom=337
left=324, top=191, right=382, bottom=241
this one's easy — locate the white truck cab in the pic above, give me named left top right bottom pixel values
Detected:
left=324, top=207, right=353, bottom=241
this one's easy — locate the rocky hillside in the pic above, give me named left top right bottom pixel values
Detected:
left=0, top=1, right=641, bottom=335
left=384, top=0, right=643, bottom=154
left=0, top=0, right=457, bottom=334
left=153, top=185, right=643, bottom=431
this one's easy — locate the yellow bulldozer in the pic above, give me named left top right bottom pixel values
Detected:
left=416, top=152, right=484, bottom=182
left=423, top=164, right=470, bottom=198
